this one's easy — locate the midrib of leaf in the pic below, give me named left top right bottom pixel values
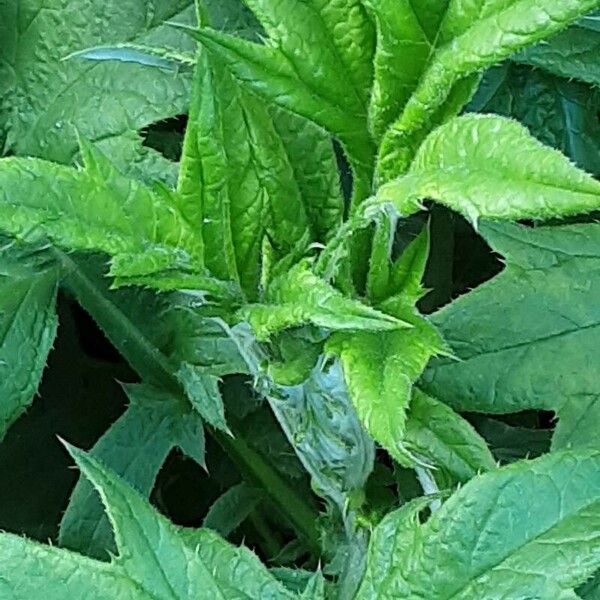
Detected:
left=54, top=249, right=320, bottom=552
left=295, top=1, right=369, bottom=114
left=247, top=0, right=368, bottom=116
left=443, top=496, right=600, bottom=599
left=438, top=307, right=600, bottom=363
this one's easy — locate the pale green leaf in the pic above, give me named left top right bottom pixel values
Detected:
left=405, top=390, right=496, bottom=485
left=376, top=114, right=600, bottom=224
left=422, top=221, right=600, bottom=452
left=0, top=148, right=204, bottom=279
left=177, top=47, right=315, bottom=297
left=328, top=314, right=445, bottom=465
left=59, top=385, right=205, bottom=559
left=364, top=0, right=433, bottom=141
left=239, top=261, right=406, bottom=340
left=377, top=0, right=600, bottom=180
left=357, top=451, right=600, bottom=599
left=176, top=363, right=229, bottom=433
left=269, top=107, right=343, bottom=244
left=0, top=267, right=58, bottom=439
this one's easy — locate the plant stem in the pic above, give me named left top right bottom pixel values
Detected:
left=57, top=250, right=321, bottom=555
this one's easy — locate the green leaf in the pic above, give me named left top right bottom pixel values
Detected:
left=363, top=0, right=436, bottom=142
left=239, top=261, right=406, bottom=340
left=327, top=315, right=445, bottom=465
left=0, top=266, right=58, bottom=439
left=269, top=107, right=343, bottom=244
left=470, top=63, right=600, bottom=175
left=376, top=114, right=600, bottom=224
left=0, top=534, right=147, bottom=599
left=422, top=221, right=600, bottom=452
left=59, top=384, right=205, bottom=559
left=405, top=390, right=496, bottom=485
left=516, top=24, right=600, bottom=87
left=0, top=146, right=205, bottom=281
left=188, top=0, right=377, bottom=203
left=177, top=50, right=311, bottom=296
left=0, top=443, right=296, bottom=599
left=357, top=451, right=600, bottom=598
left=376, top=0, right=600, bottom=180
left=0, top=0, right=195, bottom=163
left=176, top=363, right=229, bottom=433
left=203, top=482, right=263, bottom=537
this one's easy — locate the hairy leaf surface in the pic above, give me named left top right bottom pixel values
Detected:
left=240, top=261, right=406, bottom=340
left=59, top=385, right=205, bottom=559
left=358, top=451, right=600, bottom=598
left=423, top=221, right=600, bottom=452
left=376, top=0, right=600, bottom=180
left=376, top=114, right=600, bottom=224
left=0, top=265, right=57, bottom=438
left=0, top=444, right=295, bottom=599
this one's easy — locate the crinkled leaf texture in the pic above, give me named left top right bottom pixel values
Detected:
left=188, top=0, right=377, bottom=202
left=357, top=451, right=600, bottom=599
left=59, top=384, right=205, bottom=559
left=469, top=63, right=600, bottom=175
left=239, top=261, right=406, bottom=340
left=376, top=0, right=600, bottom=181
left=376, top=114, right=600, bottom=224
left=177, top=48, right=340, bottom=298
left=0, top=444, right=295, bottom=599
left=423, top=220, right=600, bottom=452
left=516, top=21, right=600, bottom=87
left=0, top=0, right=195, bottom=178
left=0, top=142, right=225, bottom=293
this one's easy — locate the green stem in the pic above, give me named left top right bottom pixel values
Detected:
left=248, top=510, right=282, bottom=559
left=214, top=429, right=321, bottom=556
left=57, top=250, right=321, bottom=555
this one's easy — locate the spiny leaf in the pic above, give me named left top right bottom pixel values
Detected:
left=422, top=220, right=600, bottom=453
left=176, top=363, right=229, bottom=433
left=0, top=266, right=58, bottom=439
left=328, top=314, right=445, bottom=465
left=516, top=22, right=600, bottom=87
left=357, top=451, right=600, bottom=598
left=376, top=0, right=600, bottom=181
left=376, top=114, right=600, bottom=224
left=0, top=149, right=204, bottom=281
left=59, top=384, right=205, bottom=559
left=405, top=390, right=496, bottom=486
left=239, top=261, right=407, bottom=340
